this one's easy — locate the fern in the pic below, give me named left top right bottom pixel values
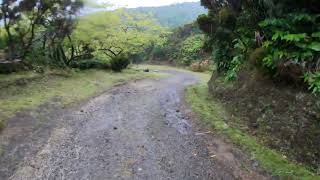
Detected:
left=271, top=31, right=287, bottom=41
left=282, top=33, right=307, bottom=42
left=308, top=42, right=320, bottom=51
left=304, top=72, right=320, bottom=93
left=259, top=18, right=289, bottom=28
left=289, top=12, right=315, bottom=23
left=311, top=32, right=320, bottom=38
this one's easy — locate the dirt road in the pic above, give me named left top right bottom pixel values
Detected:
left=1, top=70, right=268, bottom=180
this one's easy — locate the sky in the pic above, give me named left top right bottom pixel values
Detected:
left=97, top=0, right=200, bottom=8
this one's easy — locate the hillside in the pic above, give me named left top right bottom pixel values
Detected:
left=128, top=2, right=206, bottom=28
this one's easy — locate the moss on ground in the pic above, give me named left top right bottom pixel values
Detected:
left=186, top=84, right=318, bottom=179
left=0, top=68, right=160, bottom=131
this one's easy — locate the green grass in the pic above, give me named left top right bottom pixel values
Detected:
left=136, top=64, right=212, bottom=82
left=0, top=71, right=40, bottom=83
left=0, top=68, right=161, bottom=130
left=0, top=121, right=4, bottom=132
left=186, top=84, right=318, bottom=179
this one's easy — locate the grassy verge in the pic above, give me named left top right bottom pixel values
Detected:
left=0, top=68, right=161, bottom=131
left=186, top=84, right=317, bottom=179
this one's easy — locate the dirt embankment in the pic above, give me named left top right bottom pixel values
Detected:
left=208, top=69, right=320, bottom=172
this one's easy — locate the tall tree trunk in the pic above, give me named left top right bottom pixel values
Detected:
left=3, top=17, right=14, bottom=60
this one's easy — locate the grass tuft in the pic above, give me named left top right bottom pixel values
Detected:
left=0, top=120, right=4, bottom=132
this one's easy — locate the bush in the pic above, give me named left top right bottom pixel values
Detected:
left=151, top=46, right=169, bottom=61
left=249, top=48, right=267, bottom=66
left=70, top=59, right=109, bottom=70
left=173, top=34, right=205, bottom=66
left=110, top=55, right=130, bottom=72
left=197, top=14, right=217, bottom=34
left=218, top=7, right=236, bottom=28
left=212, top=43, right=234, bottom=72
left=190, top=60, right=211, bottom=72
left=304, top=71, right=320, bottom=93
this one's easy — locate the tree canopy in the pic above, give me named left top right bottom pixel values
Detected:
left=74, top=9, right=167, bottom=61
left=0, top=1, right=168, bottom=72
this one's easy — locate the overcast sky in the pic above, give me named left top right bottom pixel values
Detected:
left=98, top=0, right=200, bottom=8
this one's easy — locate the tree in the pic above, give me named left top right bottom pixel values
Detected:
left=73, top=9, right=167, bottom=62
left=0, top=0, right=83, bottom=62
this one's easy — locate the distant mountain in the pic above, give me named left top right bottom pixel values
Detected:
left=128, top=2, right=207, bottom=28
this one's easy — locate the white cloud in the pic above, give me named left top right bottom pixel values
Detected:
left=98, top=0, right=199, bottom=8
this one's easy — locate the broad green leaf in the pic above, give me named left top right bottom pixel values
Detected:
left=282, top=33, right=306, bottom=42
left=311, top=32, right=320, bottom=38
left=308, top=42, right=320, bottom=51
left=272, top=31, right=286, bottom=41
left=295, top=42, right=307, bottom=49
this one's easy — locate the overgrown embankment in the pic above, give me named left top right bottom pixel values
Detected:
left=188, top=0, right=320, bottom=177
left=186, top=82, right=318, bottom=179
left=207, top=69, right=320, bottom=172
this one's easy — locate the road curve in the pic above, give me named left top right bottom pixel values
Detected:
left=6, top=70, right=267, bottom=180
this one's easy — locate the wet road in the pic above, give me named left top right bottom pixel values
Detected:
left=6, top=70, right=267, bottom=180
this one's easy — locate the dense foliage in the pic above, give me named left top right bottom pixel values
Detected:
left=73, top=9, right=167, bottom=68
left=197, top=0, right=320, bottom=92
left=0, top=1, right=166, bottom=73
left=198, top=0, right=320, bottom=171
left=151, top=23, right=208, bottom=66
left=0, top=0, right=83, bottom=66
left=110, top=55, right=130, bottom=72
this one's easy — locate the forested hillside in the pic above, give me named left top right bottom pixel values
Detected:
left=129, top=2, right=206, bottom=28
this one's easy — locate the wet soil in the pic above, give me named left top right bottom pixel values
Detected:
left=1, top=70, right=269, bottom=180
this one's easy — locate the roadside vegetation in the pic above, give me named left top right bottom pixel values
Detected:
left=194, top=0, right=320, bottom=175
left=186, top=84, right=317, bottom=179
left=0, top=68, right=160, bottom=132
left=0, top=0, right=319, bottom=178
left=177, top=0, right=320, bottom=178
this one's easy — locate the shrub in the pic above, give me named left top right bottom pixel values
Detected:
left=224, top=55, right=243, bottom=81
left=190, top=60, right=211, bottom=72
left=197, top=14, right=216, bottom=34
left=110, top=55, right=130, bottom=72
left=218, top=7, right=236, bottom=28
left=151, top=46, right=168, bottom=61
left=249, top=48, right=267, bottom=66
left=70, top=59, right=109, bottom=70
left=304, top=71, right=320, bottom=93
left=178, top=34, right=205, bottom=65
left=212, top=43, right=234, bottom=72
